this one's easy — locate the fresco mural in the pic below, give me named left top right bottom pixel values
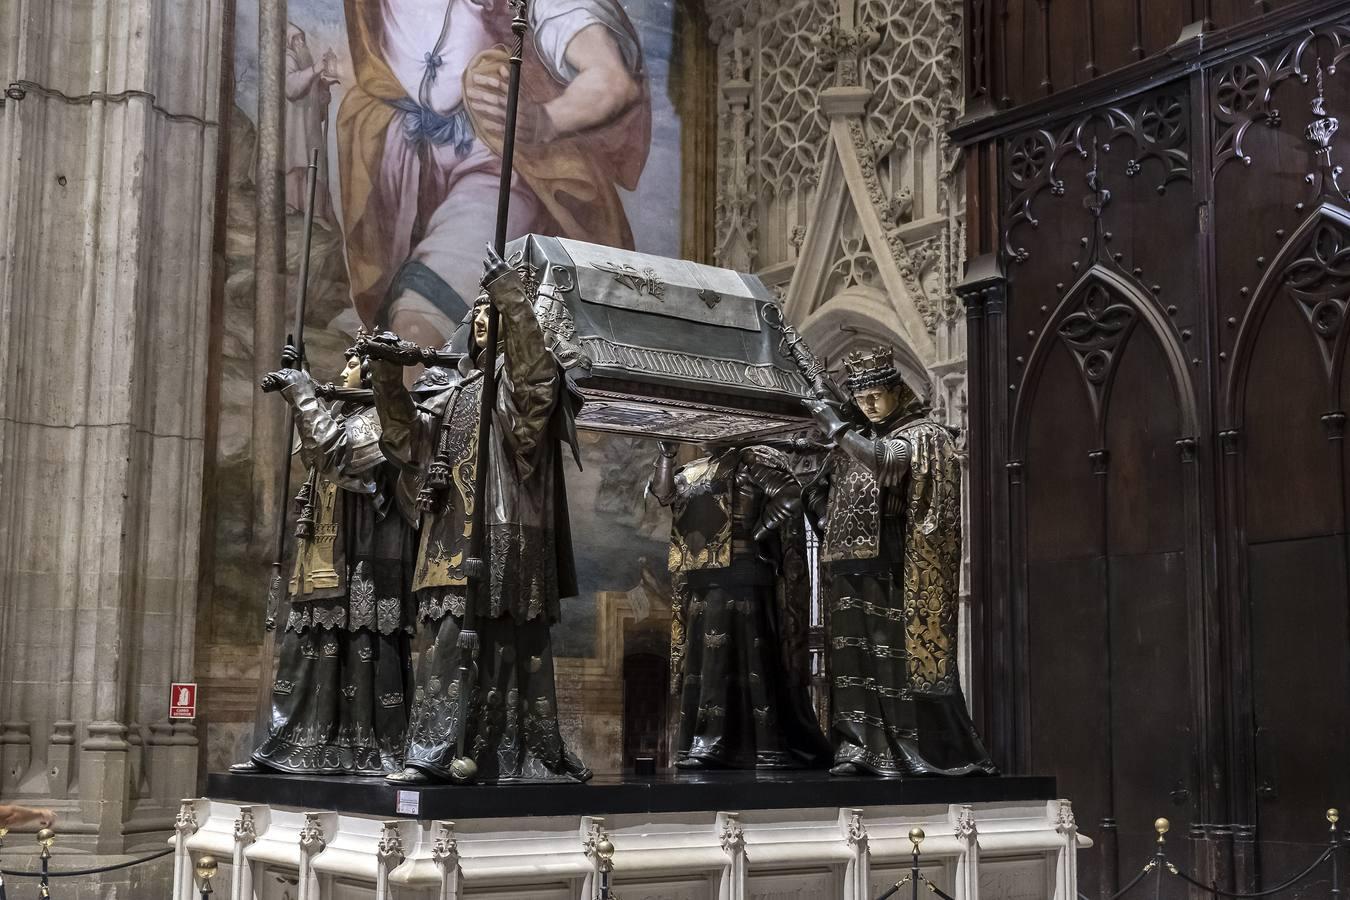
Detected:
left=203, top=0, right=701, bottom=773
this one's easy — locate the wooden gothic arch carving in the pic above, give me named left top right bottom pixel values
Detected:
left=1224, top=202, right=1350, bottom=435
left=1010, top=265, right=1199, bottom=459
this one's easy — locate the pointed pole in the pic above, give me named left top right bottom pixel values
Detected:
left=449, top=0, right=531, bottom=781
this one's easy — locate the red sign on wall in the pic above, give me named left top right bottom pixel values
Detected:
left=169, top=683, right=198, bottom=719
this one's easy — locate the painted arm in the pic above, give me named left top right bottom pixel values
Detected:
left=465, top=24, right=641, bottom=143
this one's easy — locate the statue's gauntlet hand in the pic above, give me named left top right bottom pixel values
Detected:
left=357, top=331, right=428, bottom=366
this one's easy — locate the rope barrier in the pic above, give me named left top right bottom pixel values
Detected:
left=0, top=848, right=174, bottom=878
left=874, top=827, right=957, bottom=900
left=1087, top=809, right=1345, bottom=900
left=1170, top=848, right=1337, bottom=899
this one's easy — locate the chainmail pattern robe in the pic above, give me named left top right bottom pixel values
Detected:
left=251, top=372, right=417, bottom=775
left=657, top=446, right=830, bottom=770
left=811, top=411, right=996, bottom=777
left=371, top=266, right=589, bottom=783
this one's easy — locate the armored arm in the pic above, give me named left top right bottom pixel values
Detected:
left=837, top=430, right=912, bottom=487
left=803, top=397, right=912, bottom=486
left=368, top=357, right=423, bottom=470
left=277, top=371, right=383, bottom=486
left=648, top=441, right=680, bottom=507
left=485, top=251, right=559, bottom=477
left=741, top=451, right=803, bottom=542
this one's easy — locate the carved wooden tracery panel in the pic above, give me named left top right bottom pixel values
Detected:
left=1056, top=282, right=1138, bottom=425
left=1211, top=23, right=1350, bottom=171
left=1002, top=90, right=1191, bottom=263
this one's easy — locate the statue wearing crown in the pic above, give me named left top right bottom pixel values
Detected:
left=234, top=336, right=419, bottom=776
left=803, top=347, right=997, bottom=777
left=359, top=250, right=591, bottom=785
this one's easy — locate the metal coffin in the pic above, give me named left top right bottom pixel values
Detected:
left=507, top=234, right=811, bottom=442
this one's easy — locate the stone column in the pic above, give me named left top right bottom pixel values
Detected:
left=0, top=0, right=223, bottom=874
left=231, top=806, right=259, bottom=900
left=717, top=812, right=747, bottom=900
left=841, top=808, right=871, bottom=900
left=952, top=804, right=980, bottom=899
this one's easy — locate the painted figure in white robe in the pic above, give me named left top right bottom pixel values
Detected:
left=337, top=0, right=651, bottom=351
left=285, top=22, right=340, bottom=222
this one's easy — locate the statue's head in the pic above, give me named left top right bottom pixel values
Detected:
left=471, top=291, right=491, bottom=350
left=342, top=331, right=373, bottom=388
left=842, top=345, right=915, bottom=425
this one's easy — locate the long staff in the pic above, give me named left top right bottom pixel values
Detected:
left=446, top=0, right=531, bottom=782
left=255, top=148, right=320, bottom=724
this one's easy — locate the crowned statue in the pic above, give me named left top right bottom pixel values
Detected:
left=650, top=441, right=830, bottom=770
left=803, top=347, right=997, bottom=777
left=234, top=338, right=418, bottom=776
left=360, top=250, right=590, bottom=785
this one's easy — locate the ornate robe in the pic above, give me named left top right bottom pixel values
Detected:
left=371, top=265, right=588, bottom=783
left=251, top=372, right=417, bottom=775
left=811, top=412, right=996, bottom=777
left=658, top=446, right=829, bottom=770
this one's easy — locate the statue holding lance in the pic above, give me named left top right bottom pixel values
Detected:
left=360, top=0, right=590, bottom=785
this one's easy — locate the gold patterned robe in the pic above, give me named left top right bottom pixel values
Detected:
left=811, top=412, right=996, bottom=777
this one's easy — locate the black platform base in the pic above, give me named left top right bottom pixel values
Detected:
left=207, top=769, right=1057, bottom=820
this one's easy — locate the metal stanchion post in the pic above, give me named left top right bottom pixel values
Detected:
left=910, top=828, right=924, bottom=900
left=1330, top=808, right=1341, bottom=900
left=596, top=836, right=615, bottom=900
left=36, top=828, right=54, bottom=899
left=195, top=854, right=218, bottom=899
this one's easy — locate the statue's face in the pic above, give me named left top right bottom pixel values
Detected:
left=472, top=304, right=491, bottom=350
left=852, top=386, right=901, bottom=424
left=340, top=355, right=364, bottom=389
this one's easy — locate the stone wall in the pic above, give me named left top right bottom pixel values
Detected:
left=0, top=0, right=227, bottom=890
left=707, top=0, right=973, bottom=665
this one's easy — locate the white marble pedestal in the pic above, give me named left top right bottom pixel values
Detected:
left=174, top=795, right=1088, bottom=900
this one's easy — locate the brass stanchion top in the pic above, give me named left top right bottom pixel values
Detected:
left=36, top=828, right=55, bottom=854
left=195, top=854, right=218, bottom=881
left=1154, top=818, right=1170, bottom=843
left=909, top=827, right=925, bottom=852
left=1328, top=809, right=1340, bottom=825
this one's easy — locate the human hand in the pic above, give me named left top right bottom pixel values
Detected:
left=260, top=371, right=291, bottom=393
left=466, top=63, right=556, bottom=144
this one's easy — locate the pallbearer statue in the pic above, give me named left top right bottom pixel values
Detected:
left=360, top=251, right=591, bottom=785
left=234, top=340, right=417, bottom=775
left=802, top=346, right=996, bottom=777
left=650, top=442, right=830, bottom=770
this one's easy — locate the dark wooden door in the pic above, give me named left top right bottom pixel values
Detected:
left=957, top=5, right=1350, bottom=893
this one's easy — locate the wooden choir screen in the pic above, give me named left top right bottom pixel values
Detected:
left=965, top=0, right=1309, bottom=111
left=956, top=3, right=1350, bottom=896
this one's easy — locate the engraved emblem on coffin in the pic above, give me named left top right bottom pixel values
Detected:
left=507, top=235, right=812, bottom=442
